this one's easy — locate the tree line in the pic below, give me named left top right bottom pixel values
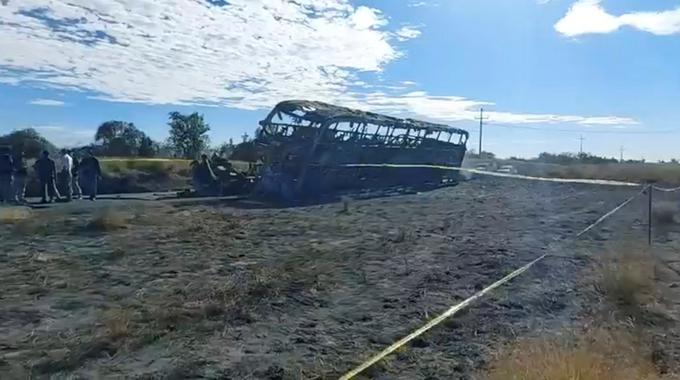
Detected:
left=92, top=112, right=216, bottom=158
left=0, top=112, right=236, bottom=159
left=509, top=152, right=652, bottom=165
left=5, top=118, right=673, bottom=165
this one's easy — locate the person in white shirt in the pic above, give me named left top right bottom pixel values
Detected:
left=59, top=149, right=74, bottom=201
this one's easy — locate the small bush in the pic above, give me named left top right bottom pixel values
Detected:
left=211, top=268, right=283, bottom=306
left=653, top=202, right=678, bottom=225
left=103, top=308, right=132, bottom=340
left=485, top=329, right=661, bottom=380
left=12, top=219, right=54, bottom=236
left=0, top=207, right=32, bottom=224
left=598, top=247, right=656, bottom=308
left=86, top=210, right=129, bottom=232
left=145, top=304, right=201, bottom=332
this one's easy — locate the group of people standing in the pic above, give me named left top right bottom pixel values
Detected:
left=0, top=147, right=102, bottom=204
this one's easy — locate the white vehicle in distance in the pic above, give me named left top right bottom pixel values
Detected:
left=496, top=165, right=518, bottom=174
left=468, top=163, right=492, bottom=179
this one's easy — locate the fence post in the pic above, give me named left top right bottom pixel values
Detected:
left=648, top=184, right=653, bottom=246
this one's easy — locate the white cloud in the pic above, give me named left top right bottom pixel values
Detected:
left=28, top=98, right=66, bottom=106
left=31, top=126, right=94, bottom=147
left=351, top=6, right=387, bottom=30
left=556, top=0, right=680, bottom=37
left=0, top=0, right=399, bottom=108
left=407, top=1, right=439, bottom=7
left=345, top=92, right=637, bottom=127
left=0, top=0, right=636, bottom=128
left=394, top=26, right=422, bottom=41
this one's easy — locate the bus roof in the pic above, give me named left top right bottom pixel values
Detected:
left=264, top=100, right=469, bottom=138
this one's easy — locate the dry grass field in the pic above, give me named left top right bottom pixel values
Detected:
left=465, top=158, right=680, bottom=185
left=1, top=177, right=680, bottom=379
left=100, top=157, right=193, bottom=176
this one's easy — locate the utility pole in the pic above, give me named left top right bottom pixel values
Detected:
left=648, top=183, right=654, bottom=246
left=475, top=108, right=489, bottom=157
left=620, top=146, right=625, bottom=163
left=579, top=135, right=585, bottom=156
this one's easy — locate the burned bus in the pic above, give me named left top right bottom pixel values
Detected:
left=251, top=100, right=469, bottom=199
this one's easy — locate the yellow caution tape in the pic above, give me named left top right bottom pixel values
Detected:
left=576, top=187, right=648, bottom=237
left=339, top=185, right=648, bottom=380
left=339, top=253, right=547, bottom=380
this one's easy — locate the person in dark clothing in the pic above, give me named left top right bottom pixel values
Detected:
left=79, top=151, right=101, bottom=201
left=12, top=150, right=28, bottom=203
left=72, top=155, right=82, bottom=200
left=33, top=150, right=61, bottom=203
left=0, top=146, right=14, bottom=203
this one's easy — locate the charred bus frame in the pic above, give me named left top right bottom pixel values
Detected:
left=254, top=100, right=469, bottom=198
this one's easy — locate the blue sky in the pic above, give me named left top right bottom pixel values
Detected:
left=1, top=0, right=679, bottom=161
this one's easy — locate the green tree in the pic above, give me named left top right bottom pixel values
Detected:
left=167, top=112, right=210, bottom=159
left=536, top=152, right=617, bottom=165
left=0, top=128, right=57, bottom=158
left=138, top=136, right=157, bottom=157
left=156, top=142, right=177, bottom=158
left=95, top=121, right=132, bottom=145
left=216, top=141, right=235, bottom=157
left=94, top=121, right=153, bottom=156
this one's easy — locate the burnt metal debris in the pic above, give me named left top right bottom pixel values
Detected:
left=244, top=100, right=469, bottom=200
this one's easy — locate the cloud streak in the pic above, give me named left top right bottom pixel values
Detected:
left=556, top=0, right=680, bottom=37
left=346, top=91, right=637, bottom=126
left=394, top=26, right=422, bottom=41
left=0, top=0, right=636, bottom=128
left=28, top=98, right=66, bottom=106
